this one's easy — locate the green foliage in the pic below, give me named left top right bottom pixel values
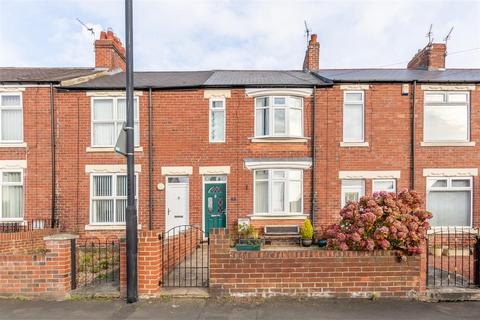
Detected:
left=300, top=219, right=313, bottom=239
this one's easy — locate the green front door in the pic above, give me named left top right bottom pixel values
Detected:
left=204, top=180, right=227, bottom=237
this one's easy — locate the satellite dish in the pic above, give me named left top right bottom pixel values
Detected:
left=115, top=122, right=127, bottom=156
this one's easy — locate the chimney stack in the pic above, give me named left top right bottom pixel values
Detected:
left=303, top=34, right=320, bottom=71
left=407, top=43, right=446, bottom=70
left=95, top=30, right=126, bottom=71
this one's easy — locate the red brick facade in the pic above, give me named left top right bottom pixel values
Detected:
left=1, top=35, right=479, bottom=237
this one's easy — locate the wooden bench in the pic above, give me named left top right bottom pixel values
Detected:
left=263, top=225, right=301, bottom=246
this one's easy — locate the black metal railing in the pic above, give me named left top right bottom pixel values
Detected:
left=0, top=219, right=59, bottom=233
left=161, top=225, right=208, bottom=287
left=426, top=227, right=480, bottom=288
left=72, top=236, right=120, bottom=290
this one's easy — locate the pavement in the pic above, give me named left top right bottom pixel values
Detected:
left=1, top=298, right=480, bottom=320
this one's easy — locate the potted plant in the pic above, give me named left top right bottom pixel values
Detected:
left=300, top=219, right=313, bottom=247
left=235, top=224, right=262, bottom=251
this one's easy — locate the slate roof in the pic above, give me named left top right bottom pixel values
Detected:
left=314, top=69, right=480, bottom=83
left=0, top=67, right=103, bottom=83
left=63, top=70, right=328, bottom=89
left=2, top=67, right=479, bottom=88
left=64, top=71, right=215, bottom=89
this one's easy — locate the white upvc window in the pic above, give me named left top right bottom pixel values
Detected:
left=341, top=179, right=365, bottom=207
left=0, top=93, right=23, bottom=143
left=91, top=97, right=140, bottom=147
left=424, top=91, right=470, bottom=142
left=0, top=170, right=24, bottom=221
left=343, top=91, right=364, bottom=142
left=372, top=179, right=396, bottom=193
left=90, top=173, right=138, bottom=225
left=426, top=177, right=472, bottom=227
left=254, top=169, right=303, bottom=215
left=254, top=96, right=303, bottom=138
left=209, top=97, right=226, bottom=142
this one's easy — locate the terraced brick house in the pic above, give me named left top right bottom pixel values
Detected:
left=0, top=31, right=479, bottom=238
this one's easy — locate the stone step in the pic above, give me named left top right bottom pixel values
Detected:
left=425, top=288, right=480, bottom=302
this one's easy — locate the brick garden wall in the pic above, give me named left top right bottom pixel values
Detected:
left=0, top=229, right=56, bottom=254
left=209, top=229, right=425, bottom=298
left=0, top=234, right=75, bottom=299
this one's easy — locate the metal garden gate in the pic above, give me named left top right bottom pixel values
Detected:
left=426, top=228, right=480, bottom=288
left=160, top=225, right=209, bottom=287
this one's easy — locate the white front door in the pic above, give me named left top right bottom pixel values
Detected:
left=165, top=176, right=189, bottom=233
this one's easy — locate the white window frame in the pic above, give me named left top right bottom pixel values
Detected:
left=372, top=179, right=396, bottom=193
left=253, top=169, right=303, bottom=215
left=0, top=169, right=24, bottom=221
left=341, top=179, right=365, bottom=207
left=423, top=91, right=470, bottom=143
left=90, top=96, right=140, bottom=147
left=0, top=92, right=23, bottom=143
left=343, top=90, right=364, bottom=143
left=426, top=176, right=473, bottom=227
left=209, top=97, right=226, bottom=143
left=89, top=173, right=138, bottom=225
left=254, top=96, right=304, bottom=138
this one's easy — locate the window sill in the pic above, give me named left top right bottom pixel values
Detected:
left=340, top=142, right=369, bottom=147
left=427, top=226, right=476, bottom=234
left=420, top=142, right=475, bottom=147
left=250, top=137, right=310, bottom=143
left=0, top=143, right=27, bottom=148
left=85, top=224, right=142, bottom=231
left=86, top=146, right=144, bottom=153
left=248, top=214, right=309, bottom=220
left=0, top=219, right=25, bottom=223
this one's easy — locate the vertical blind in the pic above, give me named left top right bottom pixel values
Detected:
left=1, top=171, right=23, bottom=219
left=0, top=94, right=23, bottom=142
left=91, top=174, right=136, bottom=224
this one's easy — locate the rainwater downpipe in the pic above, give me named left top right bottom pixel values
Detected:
left=148, top=87, right=153, bottom=230
left=311, top=85, right=317, bottom=228
left=410, top=81, right=417, bottom=190
left=49, top=83, right=56, bottom=227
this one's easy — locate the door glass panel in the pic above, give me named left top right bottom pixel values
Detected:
left=168, top=176, right=189, bottom=184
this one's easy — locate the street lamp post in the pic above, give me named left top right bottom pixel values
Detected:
left=125, top=0, right=138, bottom=304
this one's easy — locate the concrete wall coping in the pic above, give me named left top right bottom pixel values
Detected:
left=43, top=233, right=79, bottom=241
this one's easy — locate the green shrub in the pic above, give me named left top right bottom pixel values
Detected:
left=300, top=219, right=313, bottom=239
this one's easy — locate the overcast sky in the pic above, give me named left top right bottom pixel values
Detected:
left=0, top=0, right=479, bottom=70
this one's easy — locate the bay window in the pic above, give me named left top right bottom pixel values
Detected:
left=90, top=173, right=138, bottom=224
left=254, top=169, right=303, bottom=215
left=427, top=177, right=472, bottom=227
left=91, top=97, right=139, bottom=147
left=0, top=170, right=23, bottom=220
left=424, top=92, right=469, bottom=142
left=255, top=96, right=303, bottom=138
left=0, top=93, right=23, bottom=143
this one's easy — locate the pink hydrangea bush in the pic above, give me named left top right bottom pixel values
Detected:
left=325, top=190, right=432, bottom=254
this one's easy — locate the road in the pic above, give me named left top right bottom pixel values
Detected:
left=0, top=298, right=479, bottom=320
